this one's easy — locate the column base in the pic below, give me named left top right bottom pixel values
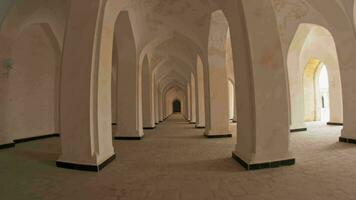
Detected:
left=232, top=152, right=295, bottom=170
left=339, top=137, right=356, bottom=144
left=56, top=154, right=116, bottom=172
left=189, top=122, right=196, bottom=124
left=204, top=132, right=232, bottom=138
left=143, top=126, right=156, bottom=130
left=114, top=136, right=144, bottom=140
left=0, top=142, right=15, bottom=150
left=112, top=123, right=117, bottom=125
left=232, top=120, right=237, bottom=123
left=195, top=125, right=205, bottom=129
left=327, top=122, right=343, bottom=126
left=290, top=128, right=307, bottom=133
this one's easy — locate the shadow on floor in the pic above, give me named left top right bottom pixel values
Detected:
left=153, top=134, right=205, bottom=140
left=161, top=157, right=245, bottom=173
left=324, top=142, right=356, bottom=151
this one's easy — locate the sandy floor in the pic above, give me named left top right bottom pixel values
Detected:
left=1, top=114, right=355, bottom=200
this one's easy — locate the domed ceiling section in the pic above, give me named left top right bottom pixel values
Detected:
left=129, top=0, right=218, bottom=53
left=148, top=32, right=199, bottom=71
left=119, top=0, right=226, bottom=91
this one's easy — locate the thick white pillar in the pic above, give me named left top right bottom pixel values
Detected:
left=328, top=66, right=343, bottom=125
left=159, top=87, right=164, bottom=121
left=111, top=53, right=118, bottom=125
left=228, top=0, right=294, bottom=170
left=187, top=84, right=191, bottom=121
left=204, top=10, right=230, bottom=138
left=56, top=0, right=115, bottom=171
left=204, top=66, right=230, bottom=137
left=195, top=56, right=206, bottom=128
left=154, top=78, right=160, bottom=124
left=163, top=89, right=167, bottom=119
left=114, top=11, right=143, bottom=140
left=337, top=28, right=356, bottom=143
left=190, top=74, right=197, bottom=123
left=288, top=55, right=306, bottom=131
left=233, top=94, right=237, bottom=123
left=142, top=58, right=156, bottom=129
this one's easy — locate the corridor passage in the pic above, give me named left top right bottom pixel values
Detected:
left=1, top=114, right=356, bottom=200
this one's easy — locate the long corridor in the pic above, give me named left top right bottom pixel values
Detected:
left=1, top=114, right=356, bottom=200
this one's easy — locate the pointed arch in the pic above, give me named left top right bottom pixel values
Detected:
left=288, top=23, right=343, bottom=129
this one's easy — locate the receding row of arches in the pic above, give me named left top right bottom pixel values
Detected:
left=1, top=0, right=356, bottom=172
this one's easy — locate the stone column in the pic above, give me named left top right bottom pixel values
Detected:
left=142, top=58, right=156, bottom=129
left=154, top=78, right=160, bottom=124
left=204, top=66, right=230, bottom=137
left=204, top=11, right=231, bottom=138
left=187, top=84, right=191, bottom=121
left=337, top=26, right=356, bottom=143
left=56, top=0, right=115, bottom=171
left=114, top=12, right=143, bottom=140
left=195, top=56, right=206, bottom=128
left=190, top=75, right=197, bottom=123
left=228, top=0, right=294, bottom=170
left=159, top=87, right=164, bottom=121
left=288, top=33, right=308, bottom=132
left=233, top=94, right=237, bottom=123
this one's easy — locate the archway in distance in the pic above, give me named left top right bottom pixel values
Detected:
left=303, top=58, right=330, bottom=122
left=173, top=99, right=182, bottom=113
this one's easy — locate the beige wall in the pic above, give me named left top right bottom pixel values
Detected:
left=6, top=24, right=59, bottom=140
left=0, top=0, right=66, bottom=145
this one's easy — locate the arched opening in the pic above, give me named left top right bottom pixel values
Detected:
left=173, top=99, right=181, bottom=113
left=5, top=23, right=60, bottom=140
left=288, top=23, right=343, bottom=130
left=164, top=86, right=186, bottom=118
left=318, top=64, right=330, bottom=122
left=303, top=59, right=330, bottom=122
